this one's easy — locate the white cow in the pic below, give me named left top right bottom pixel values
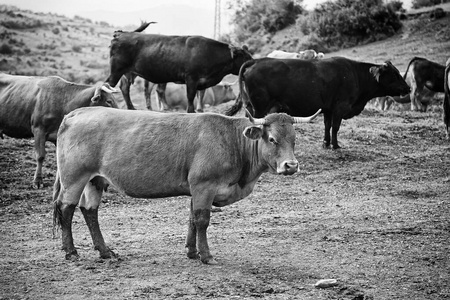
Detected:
left=267, top=49, right=324, bottom=60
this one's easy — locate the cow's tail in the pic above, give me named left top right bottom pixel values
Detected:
left=52, top=170, right=62, bottom=238
left=225, top=59, right=256, bottom=116
left=444, top=63, right=450, bottom=139
left=134, top=21, right=157, bottom=33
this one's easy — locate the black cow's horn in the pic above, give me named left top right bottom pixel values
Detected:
left=293, top=109, right=322, bottom=123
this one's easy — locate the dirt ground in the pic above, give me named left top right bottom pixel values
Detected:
left=1, top=102, right=449, bottom=300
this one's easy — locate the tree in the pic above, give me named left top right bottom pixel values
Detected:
left=229, top=0, right=304, bottom=45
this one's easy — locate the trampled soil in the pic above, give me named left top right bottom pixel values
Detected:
left=1, top=105, right=449, bottom=300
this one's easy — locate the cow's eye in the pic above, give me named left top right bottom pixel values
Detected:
left=269, top=137, right=278, bottom=145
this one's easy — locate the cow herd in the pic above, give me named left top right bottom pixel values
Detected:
left=1, top=21, right=449, bottom=264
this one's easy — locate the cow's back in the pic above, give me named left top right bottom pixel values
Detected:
left=245, top=57, right=348, bottom=117
left=0, top=73, right=43, bottom=138
left=111, top=33, right=232, bottom=84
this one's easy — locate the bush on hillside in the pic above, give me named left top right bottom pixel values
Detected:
left=230, top=0, right=303, bottom=51
left=412, top=0, right=450, bottom=9
left=0, top=18, right=42, bottom=29
left=72, top=45, right=82, bottom=53
left=308, top=0, right=403, bottom=49
left=0, top=43, right=13, bottom=54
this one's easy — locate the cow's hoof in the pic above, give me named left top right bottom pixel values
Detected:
left=201, top=257, right=218, bottom=265
left=322, top=142, right=331, bottom=149
left=186, top=250, right=200, bottom=259
left=332, top=145, right=341, bottom=150
left=32, top=179, right=43, bottom=189
left=100, top=249, right=116, bottom=259
left=65, top=251, right=79, bottom=261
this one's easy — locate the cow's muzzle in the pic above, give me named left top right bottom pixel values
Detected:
left=277, top=160, right=299, bottom=175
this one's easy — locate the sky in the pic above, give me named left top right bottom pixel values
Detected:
left=1, top=0, right=413, bottom=37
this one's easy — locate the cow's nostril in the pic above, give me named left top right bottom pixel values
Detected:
left=285, top=161, right=298, bottom=168
left=280, top=160, right=298, bottom=175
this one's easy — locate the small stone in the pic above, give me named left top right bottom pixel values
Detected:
left=314, top=279, right=338, bottom=288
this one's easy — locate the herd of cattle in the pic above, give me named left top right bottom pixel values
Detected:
left=1, top=21, right=450, bottom=264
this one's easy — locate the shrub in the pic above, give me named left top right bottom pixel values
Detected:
left=412, top=0, right=449, bottom=9
left=52, top=27, right=60, bottom=34
left=230, top=0, right=303, bottom=45
left=308, top=0, right=402, bottom=48
left=0, top=43, right=13, bottom=54
left=72, top=45, right=82, bottom=53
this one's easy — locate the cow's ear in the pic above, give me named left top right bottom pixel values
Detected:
left=369, top=66, right=381, bottom=82
left=243, top=126, right=263, bottom=140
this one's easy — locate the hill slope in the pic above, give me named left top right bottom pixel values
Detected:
left=0, top=4, right=118, bottom=84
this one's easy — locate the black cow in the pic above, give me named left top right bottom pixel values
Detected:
left=403, top=57, right=446, bottom=112
left=105, top=22, right=252, bottom=113
left=226, top=57, right=410, bottom=149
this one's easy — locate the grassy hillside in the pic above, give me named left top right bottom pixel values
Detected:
left=259, top=3, right=450, bottom=69
left=0, top=4, right=118, bottom=84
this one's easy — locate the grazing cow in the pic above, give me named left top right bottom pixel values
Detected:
left=444, top=59, right=450, bottom=139
left=267, top=49, right=324, bottom=60
left=403, top=57, right=445, bottom=111
left=226, top=57, right=410, bottom=149
left=162, top=82, right=236, bottom=111
left=53, top=107, right=321, bottom=264
left=104, top=22, right=252, bottom=113
left=0, top=73, right=117, bottom=188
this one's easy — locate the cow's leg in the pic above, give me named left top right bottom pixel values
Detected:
left=322, top=111, right=332, bottom=149
left=410, top=85, right=425, bottom=112
left=79, top=179, right=116, bottom=259
left=53, top=180, right=87, bottom=260
left=56, top=202, right=78, bottom=260
left=118, top=74, right=136, bottom=110
left=195, top=90, right=206, bottom=112
left=31, top=127, right=46, bottom=188
left=188, top=188, right=216, bottom=264
left=156, top=83, right=168, bottom=111
left=185, top=79, right=198, bottom=113
left=186, top=198, right=199, bottom=259
left=144, top=81, right=155, bottom=110
left=331, top=116, right=343, bottom=150
left=194, top=207, right=215, bottom=264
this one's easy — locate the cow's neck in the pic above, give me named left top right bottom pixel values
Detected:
left=64, top=86, right=95, bottom=113
left=237, top=135, right=267, bottom=188
left=357, top=63, right=386, bottom=102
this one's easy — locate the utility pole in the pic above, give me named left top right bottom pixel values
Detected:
left=214, top=0, right=221, bottom=40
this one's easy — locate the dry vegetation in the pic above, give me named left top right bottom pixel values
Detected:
left=0, top=5, right=116, bottom=84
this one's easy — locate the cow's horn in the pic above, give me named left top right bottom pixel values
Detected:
left=101, top=83, right=117, bottom=93
left=293, top=109, right=322, bottom=123
left=245, top=108, right=266, bottom=125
